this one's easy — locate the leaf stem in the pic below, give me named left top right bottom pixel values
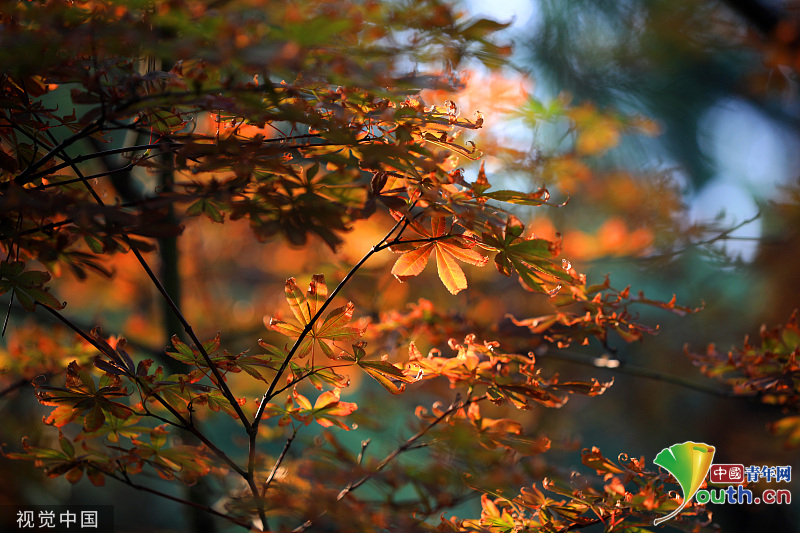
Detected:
left=373, top=233, right=459, bottom=251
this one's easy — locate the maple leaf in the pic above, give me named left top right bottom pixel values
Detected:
left=0, top=261, right=65, bottom=311
left=35, top=362, right=132, bottom=432
left=290, top=388, right=358, bottom=430
left=390, top=216, right=488, bottom=294
left=131, top=425, right=211, bottom=483
left=270, top=275, right=364, bottom=362
left=344, top=342, right=416, bottom=394
left=1, top=433, right=107, bottom=486
left=479, top=216, right=571, bottom=293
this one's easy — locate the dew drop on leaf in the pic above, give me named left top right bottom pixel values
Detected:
left=547, top=284, right=562, bottom=297
left=562, top=259, right=571, bottom=271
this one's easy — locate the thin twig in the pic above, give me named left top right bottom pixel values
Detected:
left=247, top=209, right=415, bottom=530
left=40, top=137, right=252, bottom=430
left=373, top=233, right=459, bottom=251
left=262, top=426, right=299, bottom=496
left=145, top=389, right=248, bottom=477
left=0, top=378, right=31, bottom=399
left=14, top=142, right=173, bottom=185
left=32, top=163, right=135, bottom=190
left=338, top=393, right=487, bottom=498
left=12, top=121, right=102, bottom=186
left=539, top=349, right=737, bottom=398
left=291, top=393, right=486, bottom=532
left=38, top=303, right=247, bottom=478
left=99, top=467, right=251, bottom=530
left=0, top=194, right=174, bottom=241
left=593, top=212, right=762, bottom=264
left=252, top=212, right=410, bottom=429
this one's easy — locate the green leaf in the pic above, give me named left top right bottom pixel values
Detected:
left=0, top=261, right=65, bottom=311
left=485, top=190, right=549, bottom=206
left=58, top=432, right=75, bottom=457
left=459, top=18, right=512, bottom=40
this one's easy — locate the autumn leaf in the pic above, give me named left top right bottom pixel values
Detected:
left=35, top=362, right=132, bottom=432
left=2, top=435, right=91, bottom=485
left=0, top=261, right=65, bottom=311
left=290, top=388, right=358, bottom=430
left=390, top=216, right=488, bottom=294
left=466, top=402, right=552, bottom=455
left=270, top=275, right=364, bottom=361
left=131, top=426, right=212, bottom=483
left=478, top=216, right=570, bottom=294
left=341, top=342, right=416, bottom=394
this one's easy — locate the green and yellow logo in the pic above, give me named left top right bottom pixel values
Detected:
left=653, top=441, right=716, bottom=526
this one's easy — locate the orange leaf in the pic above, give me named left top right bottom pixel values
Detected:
left=390, top=217, right=488, bottom=293
left=284, top=277, right=311, bottom=325
left=314, top=389, right=341, bottom=409
left=307, top=274, right=328, bottom=318
left=292, top=389, right=313, bottom=411
left=435, top=246, right=467, bottom=295
left=439, top=241, right=489, bottom=267
left=391, top=245, right=433, bottom=281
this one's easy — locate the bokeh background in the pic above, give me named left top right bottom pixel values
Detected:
left=2, top=0, right=800, bottom=531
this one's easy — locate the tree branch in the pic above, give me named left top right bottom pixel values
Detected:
left=0, top=377, right=32, bottom=399
left=538, top=348, right=737, bottom=398
left=38, top=303, right=247, bottom=478
left=12, top=121, right=102, bottom=186
left=13, top=142, right=172, bottom=185
left=337, top=393, right=487, bottom=499
left=262, top=426, right=299, bottom=496
left=22, top=103, right=252, bottom=431
left=100, top=467, right=251, bottom=530
left=252, top=212, right=411, bottom=430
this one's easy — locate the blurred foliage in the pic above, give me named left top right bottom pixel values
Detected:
left=0, top=0, right=799, bottom=532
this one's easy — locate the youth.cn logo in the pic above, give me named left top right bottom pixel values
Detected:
left=652, top=441, right=716, bottom=526
left=653, top=443, right=792, bottom=524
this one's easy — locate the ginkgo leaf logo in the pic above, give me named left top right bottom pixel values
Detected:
left=653, top=441, right=715, bottom=526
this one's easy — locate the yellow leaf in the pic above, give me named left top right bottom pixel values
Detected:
left=435, top=246, right=467, bottom=295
